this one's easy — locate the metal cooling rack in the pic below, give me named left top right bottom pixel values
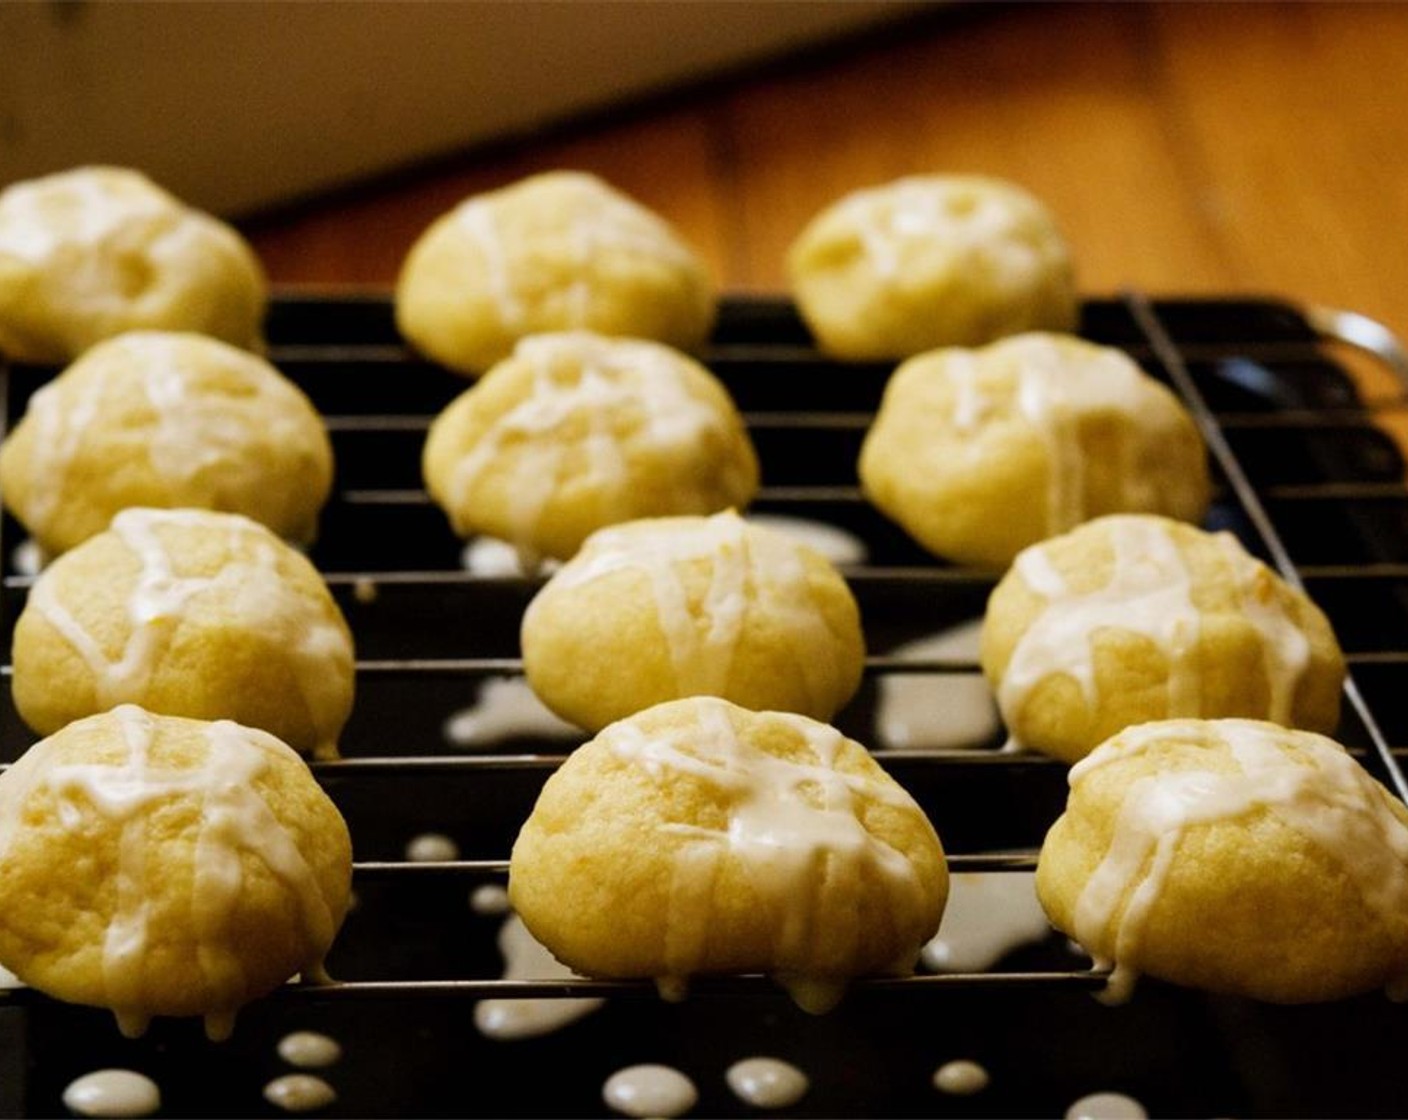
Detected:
left=2, top=293, right=1408, bottom=1117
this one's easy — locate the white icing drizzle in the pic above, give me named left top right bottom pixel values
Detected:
left=6, top=706, right=339, bottom=1038
left=1065, top=1091, right=1148, bottom=1120
left=606, top=698, right=922, bottom=1011
left=999, top=518, right=1203, bottom=733
left=725, top=1057, right=810, bottom=1109
left=469, top=883, right=510, bottom=915
left=61, top=1069, right=161, bottom=1118
left=443, top=676, right=579, bottom=750
left=951, top=337, right=1159, bottom=535
left=875, top=621, right=998, bottom=751
left=602, top=1064, right=699, bottom=1119
left=0, top=170, right=169, bottom=264
left=446, top=332, right=736, bottom=566
left=263, top=1074, right=337, bottom=1113
left=921, top=871, right=1051, bottom=972
left=18, top=333, right=317, bottom=539
left=460, top=535, right=561, bottom=577
left=28, top=508, right=350, bottom=758
left=405, top=832, right=459, bottom=863
left=277, top=1030, right=342, bottom=1069
left=845, top=179, right=1027, bottom=282
left=21, top=374, right=103, bottom=529
left=544, top=510, right=842, bottom=714
left=932, top=1059, right=990, bottom=1096
left=1071, top=719, right=1408, bottom=1003
left=473, top=913, right=604, bottom=1040
left=455, top=200, right=526, bottom=329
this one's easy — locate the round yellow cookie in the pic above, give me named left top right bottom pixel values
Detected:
left=0, top=329, right=333, bottom=555
left=422, top=331, right=758, bottom=567
left=859, top=333, right=1210, bottom=568
left=395, top=171, right=715, bottom=376
left=11, top=508, right=355, bottom=759
left=787, top=175, right=1077, bottom=361
left=510, top=696, right=948, bottom=1011
left=521, top=510, right=865, bottom=732
left=0, top=166, right=266, bottom=365
left=0, top=705, right=351, bottom=1037
left=980, top=515, right=1344, bottom=764
left=1036, top=718, right=1408, bottom=1003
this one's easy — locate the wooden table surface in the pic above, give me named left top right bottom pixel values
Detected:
left=245, top=2, right=1408, bottom=344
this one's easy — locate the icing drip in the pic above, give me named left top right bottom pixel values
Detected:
left=602, top=1064, right=698, bottom=1119
left=999, top=518, right=1204, bottom=733
left=875, top=621, right=999, bottom=751
left=443, top=676, right=578, bottom=750
left=29, top=508, right=349, bottom=757
left=932, top=1059, right=990, bottom=1096
left=61, top=1069, right=161, bottom=1118
left=606, top=699, right=922, bottom=1011
left=1071, top=719, right=1408, bottom=1003
left=547, top=510, right=842, bottom=713
left=473, top=912, right=604, bottom=1040
left=725, top=1057, right=810, bottom=1109
left=921, top=871, right=1051, bottom=971
left=277, top=1030, right=342, bottom=1068
left=263, top=1074, right=337, bottom=1113
left=446, top=333, right=734, bottom=565
left=19, top=706, right=338, bottom=1037
left=964, top=337, right=1157, bottom=535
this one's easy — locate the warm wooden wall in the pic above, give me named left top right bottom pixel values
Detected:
left=246, top=2, right=1408, bottom=339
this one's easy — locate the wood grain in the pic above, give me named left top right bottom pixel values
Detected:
left=244, top=2, right=1408, bottom=341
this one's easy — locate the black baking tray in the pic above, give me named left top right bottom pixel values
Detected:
left=1, top=294, right=1408, bottom=1118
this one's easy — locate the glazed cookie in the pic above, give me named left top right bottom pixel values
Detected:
left=11, top=508, right=355, bottom=759
left=1036, top=718, right=1408, bottom=1003
left=0, top=166, right=266, bottom=364
left=0, top=705, right=351, bottom=1038
left=980, top=515, right=1344, bottom=764
left=0, top=330, right=333, bottom=555
left=787, top=175, right=1076, bottom=360
left=423, top=331, right=758, bottom=568
left=396, top=171, right=715, bottom=375
left=521, top=510, right=865, bottom=732
left=858, top=333, right=1210, bottom=568
left=509, top=696, right=948, bottom=1011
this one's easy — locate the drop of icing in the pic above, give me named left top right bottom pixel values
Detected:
left=725, top=1057, right=810, bottom=1109
left=602, top=1064, right=698, bottom=1119
left=921, top=871, right=1051, bottom=971
left=352, top=577, right=378, bottom=604
left=443, top=675, right=579, bottom=749
left=473, top=914, right=604, bottom=1040
left=11, top=538, right=46, bottom=577
left=277, top=1030, right=342, bottom=1069
left=469, top=884, right=511, bottom=916
left=875, top=621, right=999, bottom=750
left=1065, top=1091, right=1148, bottom=1120
left=61, top=1070, right=161, bottom=1118
left=932, top=1059, right=990, bottom=1096
left=405, top=832, right=459, bottom=863
left=263, top=1074, right=337, bottom=1113
left=461, top=535, right=561, bottom=577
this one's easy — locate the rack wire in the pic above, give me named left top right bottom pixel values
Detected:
left=3, top=293, right=1408, bottom=1117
